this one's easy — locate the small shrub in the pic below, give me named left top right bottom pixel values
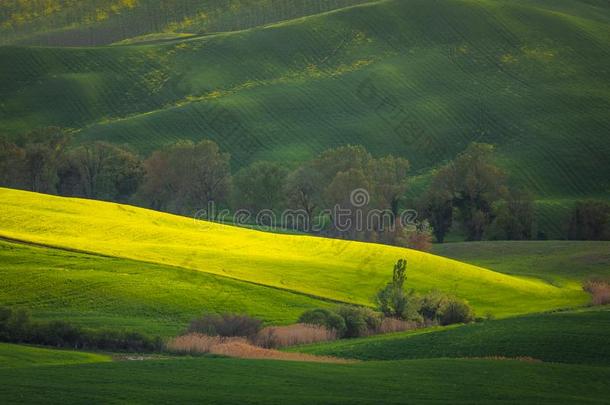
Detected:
left=253, top=324, right=337, bottom=349
left=336, top=306, right=382, bottom=338
left=35, top=321, right=82, bottom=348
left=583, top=281, right=610, bottom=306
left=187, top=313, right=262, bottom=338
left=418, top=290, right=448, bottom=321
left=87, top=330, right=163, bottom=352
left=437, top=297, right=475, bottom=325
left=298, top=308, right=346, bottom=336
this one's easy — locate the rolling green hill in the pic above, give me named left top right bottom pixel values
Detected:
left=296, top=306, right=610, bottom=365
left=1, top=0, right=609, bottom=203
left=0, top=187, right=589, bottom=320
left=0, top=240, right=336, bottom=335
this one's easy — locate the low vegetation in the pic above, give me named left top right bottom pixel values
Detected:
left=296, top=307, right=610, bottom=366
left=254, top=324, right=337, bottom=349
left=375, top=259, right=475, bottom=325
left=583, top=281, right=610, bottom=306
left=166, top=334, right=245, bottom=355
left=187, top=313, right=262, bottom=339
left=167, top=333, right=346, bottom=363
left=0, top=307, right=162, bottom=352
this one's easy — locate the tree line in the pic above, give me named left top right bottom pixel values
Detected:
left=1, top=128, right=608, bottom=245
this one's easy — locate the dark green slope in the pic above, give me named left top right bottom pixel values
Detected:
left=0, top=0, right=609, bottom=199
left=296, top=307, right=610, bottom=366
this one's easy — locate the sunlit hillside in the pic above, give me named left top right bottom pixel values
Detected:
left=0, top=187, right=588, bottom=318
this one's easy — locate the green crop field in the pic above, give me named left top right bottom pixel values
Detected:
left=0, top=0, right=371, bottom=46
left=295, top=306, right=610, bottom=365
left=434, top=240, right=610, bottom=286
left=0, top=343, right=110, bottom=369
left=2, top=306, right=610, bottom=403
left=0, top=240, right=335, bottom=336
left=1, top=0, right=609, bottom=204
left=0, top=187, right=590, bottom=321
left=1, top=354, right=610, bottom=404
left=1, top=1, right=609, bottom=402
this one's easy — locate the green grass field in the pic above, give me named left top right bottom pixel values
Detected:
left=434, top=240, right=610, bottom=286
left=1, top=354, right=609, bottom=404
left=0, top=239, right=336, bottom=336
left=0, top=343, right=110, bottom=369
left=2, top=306, right=610, bottom=403
left=0, top=0, right=371, bottom=46
left=0, top=188, right=590, bottom=321
left=1, top=0, right=608, bottom=205
left=295, top=306, right=610, bottom=365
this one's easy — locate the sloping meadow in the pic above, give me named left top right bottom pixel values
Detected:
left=0, top=188, right=587, bottom=317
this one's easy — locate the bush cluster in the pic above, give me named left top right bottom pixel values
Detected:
left=417, top=291, right=475, bottom=326
left=299, top=306, right=386, bottom=338
left=299, top=293, right=474, bottom=340
left=0, top=307, right=162, bottom=352
left=187, top=313, right=262, bottom=338
left=297, top=308, right=347, bottom=336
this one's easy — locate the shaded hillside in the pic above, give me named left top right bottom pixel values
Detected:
left=0, top=0, right=608, bottom=200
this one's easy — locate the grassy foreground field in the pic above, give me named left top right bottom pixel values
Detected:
left=295, top=306, right=610, bottom=365
left=0, top=188, right=589, bottom=319
left=2, top=306, right=609, bottom=403
left=1, top=354, right=609, bottom=404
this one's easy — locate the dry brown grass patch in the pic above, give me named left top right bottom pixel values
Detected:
left=166, top=334, right=247, bottom=354
left=583, top=281, right=610, bottom=306
left=374, top=318, right=418, bottom=335
left=254, top=323, right=337, bottom=348
left=209, top=342, right=353, bottom=363
left=166, top=333, right=352, bottom=363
